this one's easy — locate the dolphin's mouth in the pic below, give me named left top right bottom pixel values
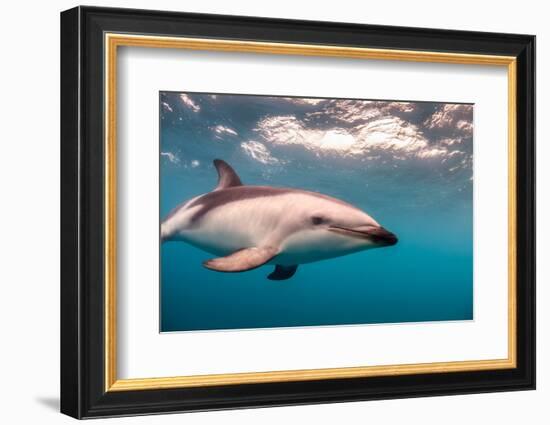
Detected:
left=328, top=225, right=398, bottom=246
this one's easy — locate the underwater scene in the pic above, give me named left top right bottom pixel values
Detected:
left=160, top=92, right=473, bottom=332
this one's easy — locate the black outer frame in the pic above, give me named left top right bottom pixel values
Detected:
left=60, top=6, right=535, bottom=419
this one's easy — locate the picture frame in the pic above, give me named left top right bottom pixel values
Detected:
left=60, top=5, right=535, bottom=419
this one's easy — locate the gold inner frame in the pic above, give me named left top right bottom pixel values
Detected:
left=104, top=33, right=517, bottom=392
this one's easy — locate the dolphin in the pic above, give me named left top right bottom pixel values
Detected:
left=161, top=159, right=397, bottom=280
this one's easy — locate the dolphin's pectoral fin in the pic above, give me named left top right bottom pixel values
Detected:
left=213, top=159, right=243, bottom=191
left=203, top=247, right=276, bottom=273
left=268, top=265, right=298, bottom=281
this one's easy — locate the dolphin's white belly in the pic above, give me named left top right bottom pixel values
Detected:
left=181, top=197, right=284, bottom=257
left=275, top=230, right=370, bottom=265
left=186, top=223, right=346, bottom=266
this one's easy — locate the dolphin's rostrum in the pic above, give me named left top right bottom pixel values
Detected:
left=161, top=159, right=397, bottom=280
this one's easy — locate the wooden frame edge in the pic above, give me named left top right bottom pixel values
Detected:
left=108, top=358, right=516, bottom=391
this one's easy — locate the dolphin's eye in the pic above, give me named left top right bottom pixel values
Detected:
left=311, top=216, right=325, bottom=225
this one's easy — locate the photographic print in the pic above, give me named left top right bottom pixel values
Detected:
left=160, top=92, right=474, bottom=332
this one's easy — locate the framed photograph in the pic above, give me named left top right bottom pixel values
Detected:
left=60, top=6, right=535, bottom=419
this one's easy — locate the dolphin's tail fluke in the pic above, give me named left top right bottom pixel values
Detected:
left=160, top=223, right=170, bottom=243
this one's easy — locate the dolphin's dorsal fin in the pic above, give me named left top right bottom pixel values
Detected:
left=213, top=159, right=242, bottom=191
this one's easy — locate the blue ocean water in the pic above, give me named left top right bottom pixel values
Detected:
left=160, top=92, right=473, bottom=332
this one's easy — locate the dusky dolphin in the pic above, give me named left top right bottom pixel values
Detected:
left=161, top=159, right=397, bottom=280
